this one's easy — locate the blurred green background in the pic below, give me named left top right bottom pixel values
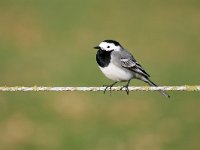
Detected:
left=0, top=0, right=200, bottom=150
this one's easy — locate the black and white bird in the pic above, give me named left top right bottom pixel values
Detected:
left=94, top=39, right=170, bottom=98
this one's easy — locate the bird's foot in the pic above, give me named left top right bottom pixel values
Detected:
left=103, top=85, right=112, bottom=94
left=103, top=82, right=118, bottom=94
left=120, top=84, right=129, bottom=95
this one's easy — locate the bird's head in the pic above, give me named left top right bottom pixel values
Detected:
left=94, top=40, right=122, bottom=52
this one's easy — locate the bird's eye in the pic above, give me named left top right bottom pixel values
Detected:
left=107, top=46, right=110, bottom=48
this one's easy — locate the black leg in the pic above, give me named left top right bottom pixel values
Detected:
left=103, top=81, right=118, bottom=94
left=120, top=80, right=131, bottom=95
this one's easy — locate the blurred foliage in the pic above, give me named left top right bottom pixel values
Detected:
left=0, top=0, right=200, bottom=150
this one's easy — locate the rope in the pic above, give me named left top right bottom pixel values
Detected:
left=0, top=86, right=199, bottom=92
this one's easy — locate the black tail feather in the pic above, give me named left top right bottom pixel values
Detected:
left=143, top=77, right=170, bottom=98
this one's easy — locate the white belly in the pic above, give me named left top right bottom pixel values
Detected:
left=99, top=63, right=133, bottom=81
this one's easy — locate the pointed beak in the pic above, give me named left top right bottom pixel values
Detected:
left=94, top=46, right=100, bottom=49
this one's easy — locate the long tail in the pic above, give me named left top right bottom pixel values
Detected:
left=142, top=77, right=170, bottom=98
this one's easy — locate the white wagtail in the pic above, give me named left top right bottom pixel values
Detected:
left=94, top=40, right=170, bottom=98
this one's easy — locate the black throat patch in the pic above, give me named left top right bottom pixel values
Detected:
left=96, top=50, right=113, bottom=67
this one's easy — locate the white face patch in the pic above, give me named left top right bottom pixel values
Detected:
left=99, top=42, right=121, bottom=51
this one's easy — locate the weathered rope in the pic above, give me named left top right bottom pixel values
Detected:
left=0, top=86, right=199, bottom=92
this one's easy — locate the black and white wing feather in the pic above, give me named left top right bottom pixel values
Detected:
left=121, top=58, right=150, bottom=78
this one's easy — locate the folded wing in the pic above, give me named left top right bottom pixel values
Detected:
left=121, top=58, right=150, bottom=78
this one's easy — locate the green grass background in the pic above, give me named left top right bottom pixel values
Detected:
left=0, top=0, right=200, bottom=150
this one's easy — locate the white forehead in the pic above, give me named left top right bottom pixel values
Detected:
left=99, top=42, right=116, bottom=48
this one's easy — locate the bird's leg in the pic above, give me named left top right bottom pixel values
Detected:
left=103, top=81, right=118, bottom=94
left=120, top=80, right=131, bottom=95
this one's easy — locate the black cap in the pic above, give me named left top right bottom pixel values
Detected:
left=103, top=40, right=121, bottom=46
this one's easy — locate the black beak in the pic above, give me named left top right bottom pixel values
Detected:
left=94, top=46, right=100, bottom=49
